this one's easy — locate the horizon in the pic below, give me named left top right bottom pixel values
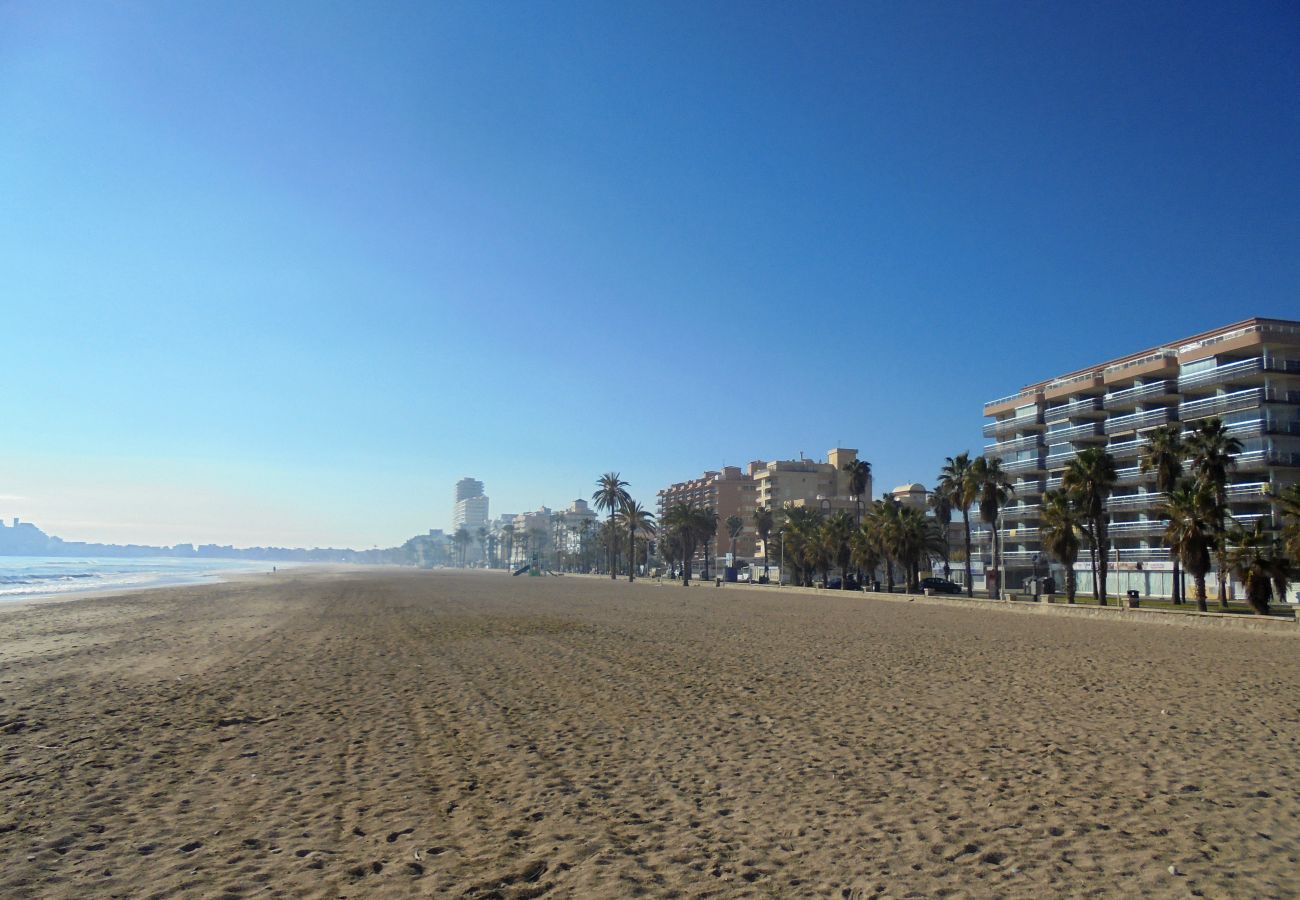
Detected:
left=3, top=2, right=1297, bottom=548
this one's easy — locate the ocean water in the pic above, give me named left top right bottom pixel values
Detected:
left=0, top=556, right=281, bottom=601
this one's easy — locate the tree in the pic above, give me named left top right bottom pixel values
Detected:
left=498, top=524, right=515, bottom=570
left=850, top=519, right=882, bottom=590
left=927, top=489, right=953, bottom=578
left=725, top=515, right=744, bottom=566
left=1161, top=481, right=1216, bottom=612
left=1138, top=423, right=1185, bottom=603
left=696, top=507, right=720, bottom=580
left=1039, top=489, right=1082, bottom=603
left=752, top=506, right=775, bottom=582
left=452, top=527, right=471, bottom=567
left=592, top=473, right=631, bottom=580
left=1226, top=518, right=1280, bottom=615
left=864, top=500, right=899, bottom=592
left=663, top=503, right=714, bottom=586
left=841, top=457, right=872, bottom=500
left=616, top=499, right=656, bottom=582
left=476, top=525, right=490, bottom=568
left=938, top=452, right=978, bottom=597
left=780, top=506, right=824, bottom=587
left=1275, top=482, right=1300, bottom=570
left=821, top=511, right=856, bottom=588
left=1185, top=418, right=1243, bottom=608
left=1063, top=448, right=1117, bottom=605
left=970, top=456, right=1015, bottom=599
left=894, top=506, right=946, bottom=592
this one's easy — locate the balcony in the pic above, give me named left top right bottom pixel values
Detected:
left=1045, top=476, right=1062, bottom=491
left=983, top=389, right=1044, bottom=417
left=1115, top=466, right=1153, bottom=486
left=1002, top=550, right=1044, bottom=564
left=1226, top=482, right=1271, bottom=501
left=1103, top=349, right=1178, bottom=379
left=1044, top=397, right=1105, bottom=420
left=1003, top=503, right=1041, bottom=521
left=1103, top=380, right=1178, bottom=410
left=1109, top=520, right=1168, bottom=537
left=1000, top=523, right=1040, bottom=538
left=983, top=412, right=1045, bottom=438
left=1107, top=492, right=1164, bottom=510
left=1104, top=407, right=1176, bottom=434
left=1184, top=386, right=1300, bottom=422
left=1013, top=479, right=1045, bottom=496
left=1105, top=438, right=1148, bottom=461
left=1179, top=321, right=1300, bottom=355
left=1045, top=421, right=1105, bottom=443
left=1002, top=456, right=1046, bottom=475
left=1044, top=450, right=1076, bottom=468
left=1114, top=547, right=1171, bottom=563
left=985, top=434, right=1043, bottom=455
left=1177, top=357, right=1263, bottom=391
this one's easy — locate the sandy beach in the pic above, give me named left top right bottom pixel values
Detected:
left=1, top=569, right=1296, bottom=898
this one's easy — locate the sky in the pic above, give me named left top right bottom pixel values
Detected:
left=1, top=1, right=1297, bottom=549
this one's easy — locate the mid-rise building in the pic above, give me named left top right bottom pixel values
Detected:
left=451, top=477, right=490, bottom=535
left=982, top=317, right=1300, bottom=598
left=657, top=465, right=761, bottom=566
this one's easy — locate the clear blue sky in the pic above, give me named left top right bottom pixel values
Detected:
left=2, top=1, right=1296, bottom=548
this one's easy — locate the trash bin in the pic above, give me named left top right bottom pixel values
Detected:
left=1126, top=589, right=1140, bottom=608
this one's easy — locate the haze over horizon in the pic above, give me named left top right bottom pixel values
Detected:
left=3, top=1, right=1297, bottom=549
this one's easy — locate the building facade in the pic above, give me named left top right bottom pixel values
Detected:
left=982, top=317, right=1300, bottom=598
left=657, top=465, right=761, bottom=566
left=452, top=477, right=490, bottom=535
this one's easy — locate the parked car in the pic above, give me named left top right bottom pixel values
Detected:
left=826, top=575, right=861, bottom=590
left=919, top=576, right=963, bottom=594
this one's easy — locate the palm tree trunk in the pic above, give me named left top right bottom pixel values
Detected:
left=885, top=559, right=894, bottom=593
left=1066, top=567, right=1076, bottom=604
left=627, top=525, right=635, bottom=582
left=609, top=513, right=616, bottom=579
left=1195, top=573, right=1208, bottom=613
left=1097, top=519, right=1108, bottom=606
left=1172, top=558, right=1182, bottom=604
left=962, top=511, right=973, bottom=597
left=1216, top=555, right=1229, bottom=609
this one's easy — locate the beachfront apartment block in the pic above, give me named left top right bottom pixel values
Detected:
left=452, top=477, right=490, bottom=534
left=981, top=317, right=1300, bottom=599
left=657, top=465, right=761, bottom=564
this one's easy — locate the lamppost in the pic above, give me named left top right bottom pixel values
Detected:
left=778, top=527, right=786, bottom=586
left=1033, top=551, right=1044, bottom=600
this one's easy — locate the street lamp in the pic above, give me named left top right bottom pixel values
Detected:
left=778, top=526, right=786, bottom=585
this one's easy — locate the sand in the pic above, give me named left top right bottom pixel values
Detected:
left=1, top=569, right=1297, bottom=899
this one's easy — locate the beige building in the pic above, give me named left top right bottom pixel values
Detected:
left=983, top=317, right=1300, bottom=598
left=657, top=465, right=760, bottom=564
left=752, top=448, right=867, bottom=512
left=890, top=482, right=930, bottom=510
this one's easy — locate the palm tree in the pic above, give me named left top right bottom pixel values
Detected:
left=1039, top=489, right=1082, bottom=603
left=1161, top=481, right=1216, bottom=612
left=864, top=500, right=900, bottom=592
left=970, top=456, right=1015, bottom=599
left=452, top=527, right=471, bottom=567
left=1062, top=448, right=1117, bottom=605
left=894, top=506, right=946, bottom=592
left=696, top=507, right=720, bottom=580
left=938, top=452, right=978, bottom=597
left=1185, top=418, right=1243, bottom=608
left=1139, top=423, right=1184, bottom=603
left=617, top=499, right=656, bottom=582
left=725, top=515, right=745, bottom=567
left=850, top=519, right=882, bottom=591
left=498, top=524, right=515, bottom=569
left=753, top=506, right=775, bottom=582
left=841, top=457, right=872, bottom=501
left=927, top=488, right=953, bottom=579
left=780, top=506, right=824, bottom=587
left=821, top=511, right=856, bottom=588
left=1226, top=519, right=1279, bottom=615
left=476, top=525, right=490, bottom=568
left=592, top=473, right=631, bottom=579
left=1276, top=482, right=1300, bottom=568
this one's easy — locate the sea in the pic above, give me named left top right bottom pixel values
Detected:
left=0, top=556, right=284, bottom=602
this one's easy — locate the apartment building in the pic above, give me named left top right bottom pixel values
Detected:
left=657, top=465, right=761, bottom=564
left=982, top=317, right=1300, bottom=598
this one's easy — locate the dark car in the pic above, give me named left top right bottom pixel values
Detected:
left=826, top=575, right=860, bottom=590
left=919, top=576, right=963, bottom=594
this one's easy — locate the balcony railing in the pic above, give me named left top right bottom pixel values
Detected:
left=1104, top=407, right=1176, bottom=434
left=1103, top=380, right=1177, bottom=409
left=1013, top=479, right=1045, bottom=496
left=1003, top=503, right=1041, bottom=520
left=1045, top=397, right=1104, bottom=420
left=1046, top=370, right=1104, bottom=392
left=1103, top=349, right=1178, bottom=378
left=999, top=526, right=1040, bottom=540
left=1002, top=457, right=1046, bottom=474
left=1178, top=321, right=1300, bottom=355
left=1181, top=387, right=1300, bottom=421
left=1045, top=476, right=1062, bottom=491
left=1177, top=357, right=1263, bottom=390
left=1105, top=438, right=1151, bottom=461
left=1045, top=421, right=1105, bottom=442
left=983, top=389, right=1043, bottom=415
left=1226, top=482, right=1270, bottom=500
left=1114, top=466, right=1153, bottom=485
left=1114, top=547, right=1171, bottom=562
left=1107, top=492, right=1164, bottom=510
left=1109, top=520, right=1167, bottom=536
left=1002, top=550, right=1044, bottom=563
left=982, top=412, right=1045, bottom=438
left=985, top=434, right=1043, bottom=455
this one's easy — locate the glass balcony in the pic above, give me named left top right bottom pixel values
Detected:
left=1226, top=482, right=1270, bottom=500
left=1106, top=492, right=1163, bottom=510
left=1003, top=457, right=1046, bottom=474
left=1044, top=421, right=1105, bottom=442
left=1177, top=357, right=1263, bottom=391
left=983, top=411, right=1045, bottom=438
left=1044, top=397, right=1105, bottom=420
left=1104, top=407, right=1176, bottom=434
left=1103, top=380, right=1177, bottom=410
left=1045, top=476, right=1062, bottom=491
left=1002, top=550, right=1044, bottom=564
left=1003, top=503, right=1041, bottom=520
left=1180, top=388, right=1266, bottom=421
left=1105, top=438, right=1148, bottom=461
left=985, top=434, right=1043, bottom=455
left=999, top=526, right=1040, bottom=540
left=1114, top=466, right=1153, bottom=485
left=1114, top=547, right=1171, bottom=562
left=983, top=389, right=1043, bottom=416
left=1109, top=520, right=1168, bottom=536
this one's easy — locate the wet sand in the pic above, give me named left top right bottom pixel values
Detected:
left=1, top=568, right=1297, bottom=898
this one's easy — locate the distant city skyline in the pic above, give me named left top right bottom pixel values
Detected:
left=2, top=2, right=1296, bottom=548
